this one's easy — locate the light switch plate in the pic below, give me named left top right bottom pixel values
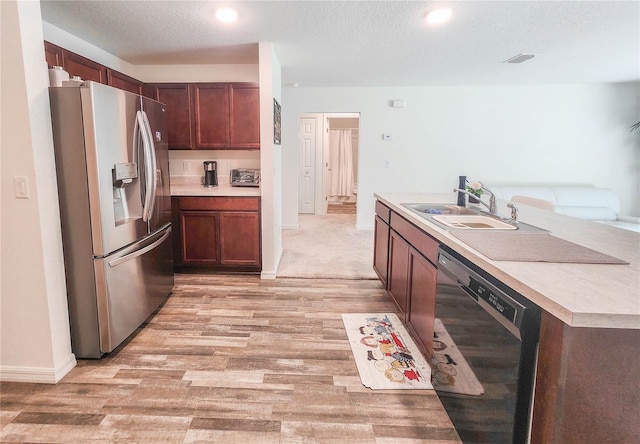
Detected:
left=14, top=176, right=30, bottom=199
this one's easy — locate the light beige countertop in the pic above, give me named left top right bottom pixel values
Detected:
left=375, top=192, right=640, bottom=330
left=170, top=176, right=260, bottom=197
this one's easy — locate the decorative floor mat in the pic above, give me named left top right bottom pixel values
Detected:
left=342, top=313, right=433, bottom=390
left=432, top=318, right=484, bottom=396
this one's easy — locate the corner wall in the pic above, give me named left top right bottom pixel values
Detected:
left=1, top=0, right=75, bottom=383
left=258, top=43, right=282, bottom=279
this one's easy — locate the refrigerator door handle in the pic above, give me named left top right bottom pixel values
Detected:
left=108, top=226, right=171, bottom=268
left=136, top=111, right=154, bottom=222
left=141, top=110, right=157, bottom=222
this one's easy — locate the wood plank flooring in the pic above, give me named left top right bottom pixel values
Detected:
left=327, top=202, right=356, bottom=215
left=0, top=275, right=460, bottom=443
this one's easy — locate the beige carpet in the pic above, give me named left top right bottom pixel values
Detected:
left=278, top=213, right=377, bottom=279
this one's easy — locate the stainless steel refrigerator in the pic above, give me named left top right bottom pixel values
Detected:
left=49, top=81, right=174, bottom=358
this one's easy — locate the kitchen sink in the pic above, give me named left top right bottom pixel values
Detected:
left=431, top=215, right=517, bottom=230
left=402, top=202, right=548, bottom=232
left=402, top=203, right=479, bottom=216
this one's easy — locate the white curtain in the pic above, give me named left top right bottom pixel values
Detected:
left=328, top=129, right=353, bottom=196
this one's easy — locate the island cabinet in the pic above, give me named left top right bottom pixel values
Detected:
left=373, top=201, right=391, bottom=287
left=385, top=208, right=440, bottom=358
left=148, top=83, right=260, bottom=150
left=171, top=196, right=261, bottom=273
left=531, top=312, right=640, bottom=443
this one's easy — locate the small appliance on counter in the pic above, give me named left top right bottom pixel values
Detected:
left=230, top=168, right=260, bottom=187
left=203, top=161, right=218, bottom=187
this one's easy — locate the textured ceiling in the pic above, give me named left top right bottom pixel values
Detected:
left=40, top=0, right=640, bottom=87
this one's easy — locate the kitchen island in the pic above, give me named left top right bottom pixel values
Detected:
left=375, top=192, right=639, bottom=443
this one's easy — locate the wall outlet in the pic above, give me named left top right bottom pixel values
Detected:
left=385, top=160, right=392, bottom=168
left=182, top=160, right=190, bottom=173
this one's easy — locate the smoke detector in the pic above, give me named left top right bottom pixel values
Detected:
left=503, top=54, right=536, bottom=64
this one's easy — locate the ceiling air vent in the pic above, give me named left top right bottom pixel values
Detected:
left=503, top=53, right=535, bottom=64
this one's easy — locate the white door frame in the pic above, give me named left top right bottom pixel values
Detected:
left=298, top=112, right=360, bottom=215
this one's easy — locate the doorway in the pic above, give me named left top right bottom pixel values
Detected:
left=298, top=113, right=360, bottom=215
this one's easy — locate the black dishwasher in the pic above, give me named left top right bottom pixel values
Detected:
left=433, top=245, right=541, bottom=444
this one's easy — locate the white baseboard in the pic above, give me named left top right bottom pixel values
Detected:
left=0, top=352, right=76, bottom=384
left=260, top=245, right=283, bottom=280
left=356, top=223, right=374, bottom=230
left=281, top=224, right=299, bottom=229
left=260, top=271, right=277, bottom=280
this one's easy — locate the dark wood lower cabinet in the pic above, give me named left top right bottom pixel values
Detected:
left=387, top=230, right=410, bottom=316
left=181, top=211, right=220, bottom=265
left=385, top=207, right=440, bottom=357
left=373, top=215, right=390, bottom=287
left=172, top=196, right=261, bottom=272
left=406, top=247, right=437, bottom=359
left=219, top=211, right=261, bottom=266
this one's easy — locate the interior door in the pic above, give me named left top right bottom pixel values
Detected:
left=298, top=117, right=316, bottom=213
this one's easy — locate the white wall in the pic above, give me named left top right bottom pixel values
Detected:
left=1, top=0, right=75, bottom=382
left=258, top=43, right=283, bottom=279
left=282, top=83, right=640, bottom=229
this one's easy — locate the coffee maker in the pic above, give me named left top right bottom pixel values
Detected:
left=203, top=161, right=218, bottom=187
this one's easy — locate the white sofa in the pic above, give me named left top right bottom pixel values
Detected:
left=488, top=186, right=640, bottom=232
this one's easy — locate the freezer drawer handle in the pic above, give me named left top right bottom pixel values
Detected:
left=108, top=228, right=171, bottom=268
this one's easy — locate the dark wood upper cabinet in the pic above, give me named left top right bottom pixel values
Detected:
left=44, top=41, right=63, bottom=68
left=150, top=84, right=193, bottom=150
left=229, top=83, right=260, bottom=149
left=62, top=51, right=108, bottom=84
left=107, top=69, right=144, bottom=95
left=44, top=41, right=261, bottom=151
left=192, top=83, right=230, bottom=149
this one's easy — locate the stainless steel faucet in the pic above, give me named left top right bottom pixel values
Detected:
left=453, top=185, right=498, bottom=214
left=507, top=202, right=519, bottom=223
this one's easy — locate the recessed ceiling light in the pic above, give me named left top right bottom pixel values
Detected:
left=216, top=7, right=238, bottom=23
left=426, top=8, right=452, bottom=25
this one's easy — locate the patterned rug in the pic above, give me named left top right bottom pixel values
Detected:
left=342, top=313, right=433, bottom=390
left=431, top=318, right=484, bottom=396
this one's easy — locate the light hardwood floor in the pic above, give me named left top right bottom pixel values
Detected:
left=327, top=202, right=356, bottom=215
left=0, top=275, right=460, bottom=443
